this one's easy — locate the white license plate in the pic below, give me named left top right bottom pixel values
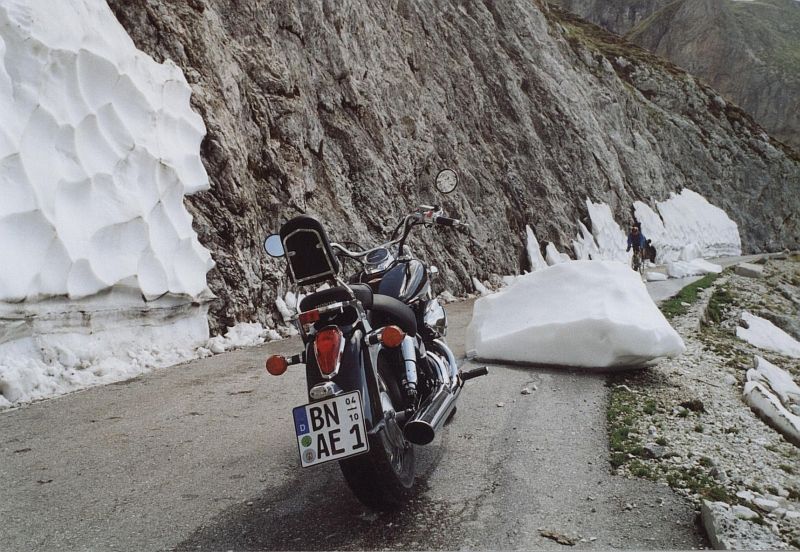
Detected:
left=292, top=390, right=369, bottom=467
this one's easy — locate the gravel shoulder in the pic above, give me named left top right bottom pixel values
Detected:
left=607, top=257, right=800, bottom=549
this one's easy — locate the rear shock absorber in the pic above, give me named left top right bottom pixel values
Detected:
left=400, top=335, right=418, bottom=402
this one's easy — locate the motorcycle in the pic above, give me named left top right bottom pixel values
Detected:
left=262, top=169, right=487, bottom=510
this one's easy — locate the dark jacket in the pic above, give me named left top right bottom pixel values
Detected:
left=627, top=232, right=646, bottom=250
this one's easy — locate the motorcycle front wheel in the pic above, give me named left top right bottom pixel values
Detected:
left=339, top=369, right=416, bottom=510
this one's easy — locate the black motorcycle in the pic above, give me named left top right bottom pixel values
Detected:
left=262, top=169, right=487, bottom=510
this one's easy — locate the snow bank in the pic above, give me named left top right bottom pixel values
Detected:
left=525, top=226, right=548, bottom=271
left=737, top=312, right=800, bottom=358
left=0, top=0, right=222, bottom=408
left=744, top=357, right=800, bottom=446
left=0, top=0, right=213, bottom=302
left=634, top=189, right=741, bottom=263
left=544, top=243, right=570, bottom=266
left=0, top=312, right=280, bottom=408
left=472, top=277, right=491, bottom=296
left=586, top=200, right=629, bottom=263
left=573, top=221, right=600, bottom=261
left=206, top=322, right=281, bottom=355
left=666, top=258, right=723, bottom=278
left=465, top=261, right=685, bottom=368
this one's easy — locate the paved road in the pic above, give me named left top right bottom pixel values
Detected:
left=645, top=254, right=764, bottom=302
left=0, top=287, right=710, bottom=550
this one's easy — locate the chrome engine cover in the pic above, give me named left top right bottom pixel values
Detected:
left=423, top=297, right=447, bottom=338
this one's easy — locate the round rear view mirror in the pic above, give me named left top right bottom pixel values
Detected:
left=435, top=168, right=458, bottom=194
left=263, top=234, right=285, bottom=257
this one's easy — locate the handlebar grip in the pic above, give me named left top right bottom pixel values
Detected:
left=434, top=216, right=459, bottom=227
left=460, top=366, right=489, bottom=381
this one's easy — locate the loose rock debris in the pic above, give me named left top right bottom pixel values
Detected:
left=539, top=530, right=577, bottom=546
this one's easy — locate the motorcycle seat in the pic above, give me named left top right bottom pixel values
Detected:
left=297, top=284, right=416, bottom=335
left=370, top=294, right=417, bottom=335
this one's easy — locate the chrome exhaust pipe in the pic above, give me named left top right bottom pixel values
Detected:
left=403, top=382, right=461, bottom=445
left=403, top=344, right=461, bottom=445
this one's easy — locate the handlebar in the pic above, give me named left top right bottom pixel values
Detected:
left=332, top=207, right=466, bottom=259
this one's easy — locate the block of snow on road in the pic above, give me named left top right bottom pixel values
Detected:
left=737, top=312, right=800, bottom=358
left=744, top=357, right=800, bottom=446
left=465, top=261, right=685, bottom=368
left=645, top=271, right=668, bottom=282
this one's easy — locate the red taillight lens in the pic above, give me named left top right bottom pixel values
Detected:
left=315, top=327, right=343, bottom=376
left=266, top=355, right=288, bottom=376
left=380, top=325, right=405, bottom=348
left=298, top=309, right=320, bottom=325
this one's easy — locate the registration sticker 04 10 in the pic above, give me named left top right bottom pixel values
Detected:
left=292, top=390, right=369, bottom=467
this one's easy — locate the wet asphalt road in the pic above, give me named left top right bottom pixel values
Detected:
left=0, top=291, right=713, bottom=551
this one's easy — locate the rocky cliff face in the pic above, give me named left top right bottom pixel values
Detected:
left=107, top=0, right=800, bottom=331
left=551, top=0, right=800, bottom=152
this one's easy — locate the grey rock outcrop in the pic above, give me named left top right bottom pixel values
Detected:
left=107, top=0, right=800, bottom=330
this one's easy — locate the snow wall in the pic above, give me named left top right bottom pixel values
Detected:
left=634, top=190, right=741, bottom=262
left=0, top=0, right=214, bottom=408
left=566, top=190, right=740, bottom=265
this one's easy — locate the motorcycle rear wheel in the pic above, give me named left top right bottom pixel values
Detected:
left=339, top=370, right=416, bottom=510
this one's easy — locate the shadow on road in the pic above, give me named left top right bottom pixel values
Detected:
left=175, top=443, right=452, bottom=550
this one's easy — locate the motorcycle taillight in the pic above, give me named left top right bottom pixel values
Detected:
left=314, top=326, right=343, bottom=376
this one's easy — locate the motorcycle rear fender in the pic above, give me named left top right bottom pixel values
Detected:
left=304, top=328, right=385, bottom=432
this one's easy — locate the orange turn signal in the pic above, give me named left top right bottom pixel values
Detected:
left=380, top=325, right=406, bottom=348
left=266, top=355, right=288, bottom=376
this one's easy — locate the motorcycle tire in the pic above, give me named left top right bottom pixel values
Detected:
left=339, top=367, right=416, bottom=510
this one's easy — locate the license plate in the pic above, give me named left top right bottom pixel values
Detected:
left=292, top=390, right=369, bottom=467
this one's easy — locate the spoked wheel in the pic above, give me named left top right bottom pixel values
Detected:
left=339, top=369, right=416, bottom=510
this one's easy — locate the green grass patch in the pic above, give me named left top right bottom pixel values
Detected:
left=706, top=285, right=735, bottom=324
left=607, top=387, right=645, bottom=470
left=629, top=459, right=655, bottom=478
left=663, top=464, right=731, bottom=502
left=779, top=463, right=796, bottom=475
left=659, top=273, right=719, bottom=319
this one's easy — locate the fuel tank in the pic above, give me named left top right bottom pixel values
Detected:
left=376, top=259, right=430, bottom=304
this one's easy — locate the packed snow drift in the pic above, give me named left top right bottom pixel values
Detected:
left=666, top=258, right=723, bottom=279
left=0, top=0, right=216, bottom=408
left=737, top=312, right=800, bottom=358
left=0, top=0, right=212, bottom=302
left=634, top=190, right=741, bottom=263
left=465, top=261, right=685, bottom=368
left=569, top=190, right=740, bottom=272
left=0, top=315, right=277, bottom=409
left=744, top=357, right=800, bottom=446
